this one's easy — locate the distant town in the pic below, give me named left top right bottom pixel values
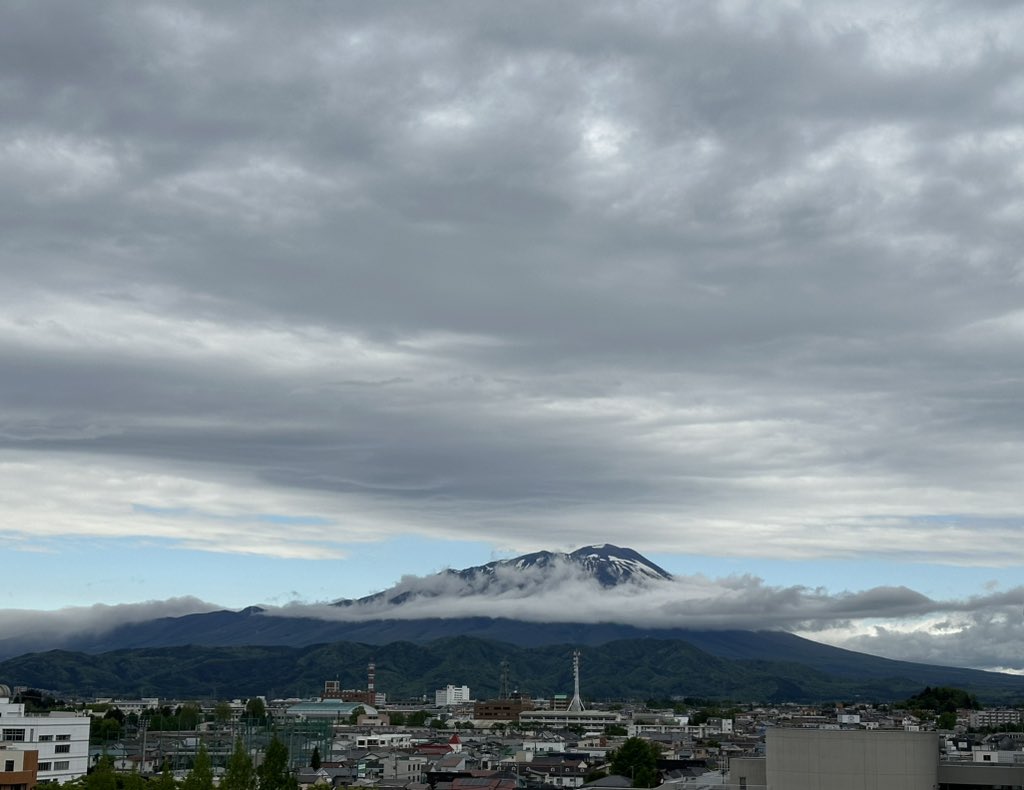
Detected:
left=2, top=652, right=1024, bottom=790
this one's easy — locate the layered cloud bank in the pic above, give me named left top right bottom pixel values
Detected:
left=2, top=559, right=1021, bottom=672
left=2, top=0, right=1024, bottom=675
left=2, top=1, right=1024, bottom=568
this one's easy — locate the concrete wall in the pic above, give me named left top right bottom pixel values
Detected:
left=938, top=761, right=1024, bottom=788
left=766, top=728, right=937, bottom=790
left=729, top=756, right=767, bottom=789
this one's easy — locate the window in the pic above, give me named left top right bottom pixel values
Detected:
left=54, top=745, right=71, bottom=754
left=53, top=762, right=69, bottom=771
left=38, top=735, right=54, bottom=741
left=55, top=734, right=70, bottom=741
left=1, top=728, right=25, bottom=741
left=4, top=760, right=14, bottom=772
left=38, top=763, right=52, bottom=772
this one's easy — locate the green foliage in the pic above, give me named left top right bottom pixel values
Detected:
left=92, top=717, right=122, bottom=743
left=2, top=639, right=1023, bottom=704
left=604, top=723, right=628, bottom=736
left=153, top=762, right=178, bottom=790
left=181, top=744, right=213, bottom=790
left=221, top=738, right=255, bottom=790
left=406, top=710, right=430, bottom=726
left=904, top=686, right=979, bottom=713
left=388, top=711, right=406, bottom=726
left=257, top=736, right=297, bottom=790
left=310, top=745, right=321, bottom=770
left=347, top=705, right=366, bottom=725
left=215, top=701, right=234, bottom=722
left=609, top=737, right=660, bottom=788
left=937, top=711, right=958, bottom=730
left=13, top=688, right=65, bottom=712
left=121, top=773, right=146, bottom=790
left=245, top=697, right=267, bottom=722
left=87, top=756, right=117, bottom=790
left=178, top=704, right=202, bottom=730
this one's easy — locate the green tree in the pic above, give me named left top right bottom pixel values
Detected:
left=87, top=756, right=117, bottom=790
left=604, top=724, right=628, bottom=737
left=609, top=737, right=660, bottom=788
left=181, top=744, right=214, bottom=790
left=153, top=761, right=178, bottom=790
left=122, top=773, right=146, bottom=790
left=221, top=738, right=255, bottom=790
left=407, top=710, right=430, bottom=727
left=178, top=705, right=202, bottom=731
left=92, top=717, right=122, bottom=744
left=245, top=697, right=267, bottom=722
left=215, top=702, right=234, bottom=723
left=348, top=706, right=366, bottom=725
left=389, top=712, right=406, bottom=726
left=937, top=711, right=958, bottom=730
left=904, top=687, right=979, bottom=713
left=258, top=736, right=297, bottom=790
left=310, top=745, right=322, bottom=770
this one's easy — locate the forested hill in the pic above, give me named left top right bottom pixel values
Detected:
left=2, top=636, right=1023, bottom=704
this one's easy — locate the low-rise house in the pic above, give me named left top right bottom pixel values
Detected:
left=519, top=755, right=589, bottom=788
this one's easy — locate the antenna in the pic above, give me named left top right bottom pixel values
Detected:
left=567, top=649, right=584, bottom=712
left=499, top=659, right=510, bottom=700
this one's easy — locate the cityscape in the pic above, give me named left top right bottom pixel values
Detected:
left=4, top=2, right=1024, bottom=790
left=4, top=650, right=1024, bottom=790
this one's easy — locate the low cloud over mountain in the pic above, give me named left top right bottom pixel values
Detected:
left=4, top=546, right=1019, bottom=673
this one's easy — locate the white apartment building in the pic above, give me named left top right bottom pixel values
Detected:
left=0, top=696, right=91, bottom=784
left=970, top=709, right=1023, bottom=729
left=93, top=698, right=160, bottom=717
left=435, top=685, right=471, bottom=706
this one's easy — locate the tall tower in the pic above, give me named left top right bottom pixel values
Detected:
left=499, top=659, right=510, bottom=700
left=367, top=660, right=376, bottom=705
left=566, top=650, right=584, bottom=712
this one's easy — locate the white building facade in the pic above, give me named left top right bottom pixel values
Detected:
left=0, top=697, right=91, bottom=784
left=435, top=685, right=471, bottom=706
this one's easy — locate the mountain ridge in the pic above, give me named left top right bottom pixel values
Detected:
left=2, top=635, right=1023, bottom=703
left=3, top=544, right=1021, bottom=704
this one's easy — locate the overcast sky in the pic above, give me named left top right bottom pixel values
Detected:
left=2, top=1, right=1024, bottom=672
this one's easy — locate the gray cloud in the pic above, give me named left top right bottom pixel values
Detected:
left=2, top=1, right=1024, bottom=666
left=0, top=597, right=218, bottom=652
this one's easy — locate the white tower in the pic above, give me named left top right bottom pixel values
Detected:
left=566, top=649, right=584, bottom=712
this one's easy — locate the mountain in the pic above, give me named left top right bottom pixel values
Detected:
left=334, top=544, right=672, bottom=607
left=3, top=544, right=1023, bottom=703
left=2, top=635, right=1023, bottom=703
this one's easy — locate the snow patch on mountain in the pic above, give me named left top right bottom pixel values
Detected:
left=334, top=544, right=671, bottom=610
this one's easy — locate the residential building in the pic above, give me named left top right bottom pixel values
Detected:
left=969, top=709, right=1023, bottom=729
